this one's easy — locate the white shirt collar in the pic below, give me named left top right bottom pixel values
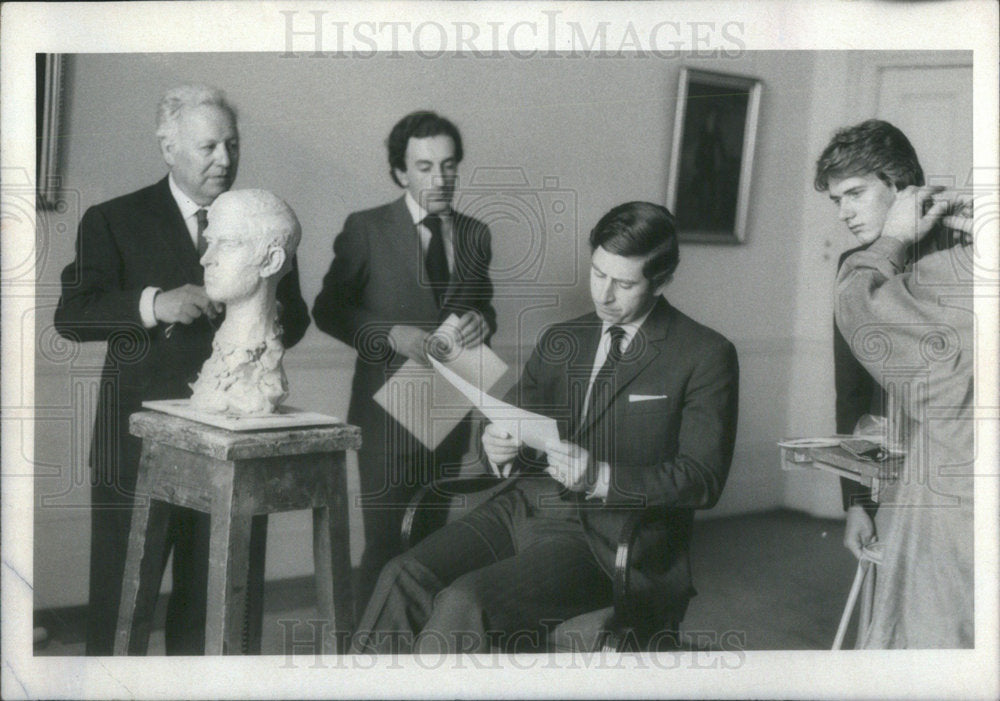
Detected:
left=600, top=300, right=657, bottom=346
left=404, top=190, right=428, bottom=225
left=168, top=173, right=204, bottom=221
left=404, top=190, right=452, bottom=226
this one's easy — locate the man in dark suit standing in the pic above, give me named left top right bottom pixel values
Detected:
left=353, top=201, right=739, bottom=654
left=54, top=85, right=310, bottom=655
left=312, top=111, right=496, bottom=614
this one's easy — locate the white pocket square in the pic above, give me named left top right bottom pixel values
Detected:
left=629, top=393, right=668, bottom=402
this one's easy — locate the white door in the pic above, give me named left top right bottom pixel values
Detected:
left=874, top=64, right=974, bottom=189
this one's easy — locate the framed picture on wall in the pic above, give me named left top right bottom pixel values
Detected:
left=666, top=68, right=762, bottom=244
left=36, top=53, right=66, bottom=211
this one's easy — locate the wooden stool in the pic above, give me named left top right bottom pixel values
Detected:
left=114, top=411, right=361, bottom=655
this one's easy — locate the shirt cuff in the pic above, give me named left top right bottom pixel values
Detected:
left=586, top=461, right=611, bottom=500
left=140, top=286, right=161, bottom=328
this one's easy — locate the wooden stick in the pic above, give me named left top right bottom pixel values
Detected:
left=833, top=560, right=866, bottom=650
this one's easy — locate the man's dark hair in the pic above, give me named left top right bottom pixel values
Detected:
left=589, top=201, right=680, bottom=284
left=387, top=111, right=464, bottom=187
left=814, top=119, right=924, bottom=192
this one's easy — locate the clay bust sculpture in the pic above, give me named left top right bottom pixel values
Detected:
left=189, top=189, right=301, bottom=415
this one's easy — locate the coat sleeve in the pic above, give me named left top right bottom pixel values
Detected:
left=311, top=213, right=381, bottom=348
left=604, top=339, right=740, bottom=509
left=445, top=219, right=497, bottom=343
left=53, top=204, right=144, bottom=342
left=471, top=223, right=497, bottom=341
left=275, top=255, right=310, bottom=349
left=835, top=237, right=972, bottom=412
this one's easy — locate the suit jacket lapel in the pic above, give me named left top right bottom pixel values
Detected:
left=385, top=196, right=427, bottom=301
left=149, top=176, right=205, bottom=284
left=567, top=319, right=603, bottom=437
left=441, top=211, right=471, bottom=308
left=575, top=297, right=674, bottom=436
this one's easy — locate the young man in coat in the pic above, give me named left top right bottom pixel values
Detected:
left=814, top=119, right=968, bottom=560
left=834, top=185, right=974, bottom=647
left=54, top=85, right=309, bottom=654
left=353, top=201, right=739, bottom=653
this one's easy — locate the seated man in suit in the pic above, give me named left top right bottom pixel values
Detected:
left=54, top=85, right=309, bottom=655
left=312, top=111, right=496, bottom=615
left=353, top=201, right=739, bottom=654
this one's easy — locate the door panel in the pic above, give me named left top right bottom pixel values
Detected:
left=876, top=65, right=973, bottom=187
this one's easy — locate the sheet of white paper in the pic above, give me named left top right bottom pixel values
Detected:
left=373, top=315, right=509, bottom=450
left=429, top=315, right=509, bottom=392
left=430, top=357, right=560, bottom=452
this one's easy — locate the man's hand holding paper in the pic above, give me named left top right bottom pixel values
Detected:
left=388, top=324, right=432, bottom=365
left=375, top=314, right=509, bottom=451
left=544, top=440, right=594, bottom=492
left=429, top=357, right=560, bottom=453
left=481, top=423, right=518, bottom=478
left=452, top=310, right=488, bottom=349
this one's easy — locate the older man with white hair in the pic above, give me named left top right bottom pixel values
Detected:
left=54, top=85, right=309, bottom=655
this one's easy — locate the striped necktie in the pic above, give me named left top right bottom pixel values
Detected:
left=581, top=325, right=626, bottom=426
left=195, top=208, right=209, bottom=257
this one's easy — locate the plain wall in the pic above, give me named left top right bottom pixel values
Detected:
left=35, top=51, right=840, bottom=608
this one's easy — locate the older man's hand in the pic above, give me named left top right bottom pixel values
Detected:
left=154, top=284, right=218, bottom=325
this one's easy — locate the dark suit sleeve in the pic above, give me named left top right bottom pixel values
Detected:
left=276, top=255, right=309, bottom=349
left=605, top=339, right=740, bottom=510
left=834, top=318, right=879, bottom=435
left=471, top=223, right=497, bottom=341
left=834, top=317, right=879, bottom=513
left=834, top=248, right=880, bottom=514
left=54, top=204, right=144, bottom=342
left=312, top=213, right=380, bottom=348
left=444, top=218, right=497, bottom=343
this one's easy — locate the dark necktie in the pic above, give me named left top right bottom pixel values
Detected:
left=582, top=325, right=627, bottom=427
left=195, top=208, right=209, bottom=257
left=422, top=214, right=449, bottom=305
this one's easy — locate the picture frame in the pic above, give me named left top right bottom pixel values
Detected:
left=36, top=53, right=66, bottom=211
left=666, top=67, right=762, bottom=244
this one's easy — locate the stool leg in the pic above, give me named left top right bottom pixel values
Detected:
left=314, top=472, right=353, bottom=653
left=205, top=478, right=255, bottom=655
left=244, top=514, right=268, bottom=654
left=115, top=499, right=171, bottom=655
left=115, top=455, right=171, bottom=655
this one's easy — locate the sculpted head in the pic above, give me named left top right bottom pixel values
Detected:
left=200, top=189, right=301, bottom=305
